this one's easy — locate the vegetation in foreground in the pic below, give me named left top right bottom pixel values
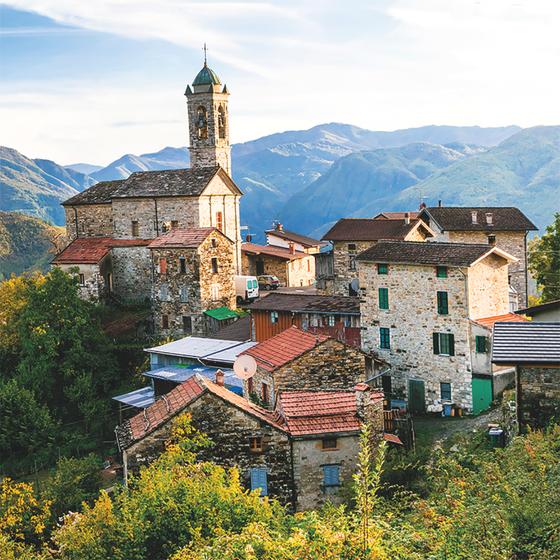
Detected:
left=1, top=413, right=559, bottom=560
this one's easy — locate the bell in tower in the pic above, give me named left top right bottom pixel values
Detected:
left=185, top=49, right=231, bottom=175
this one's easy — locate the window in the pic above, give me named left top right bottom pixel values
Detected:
left=162, top=314, right=169, bottom=329
left=378, top=287, right=389, bottom=310
left=250, top=467, right=268, bottom=496
left=161, top=221, right=171, bottom=233
left=78, top=273, right=85, bottom=286
left=322, top=465, right=340, bottom=487
left=218, top=105, right=226, bottom=139
left=476, top=335, right=488, bottom=353
left=379, top=327, right=390, bottom=349
left=381, top=375, right=392, bottom=397
left=377, top=263, right=388, bottom=275
left=440, top=382, right=452, bottom=401
left=215, top=211, right=223, bottom=232
left=327, top=315, right=336, bottom=327
left=182, top=316, right=192, bottom=334
left=196, top=105, right=208, bottom=139
left=211, top=284, right=220, bottom=301
left=179, top=286, right=188, bottom=303
left=270, top=311, right=279, bottom=324
left=307, top=259, right=311, bottom=272
left=171, top=220, right=179, bottom=229
left=247, top=377, right=254, bottom=395
left=436, top=266, right=448, bottom=278
left=437, top=291, right=449, bottom=315
left=487, top=235, right=496, bottom=245
left=261, top=383, right=270, bottom=405
left=159, top=284, right=169, bottom=301
left=211, top=258, right=218, bottom=274
left=131, top=220, right=139, bottom=237
left=322, top=438, right=338, bottom=450
left=212, top=238, right=217, bottom=248
left=159, top=257, right=167, bottom=275
left=433, top=333, right=455, bottom=356
left=179, top=257, right=187, bottom=274
left=249, top=437, right=263, bottom=452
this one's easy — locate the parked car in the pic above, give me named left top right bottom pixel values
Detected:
left=258, top=275, right=280, bottom=290
left=235, top=275, right=259, bottom=305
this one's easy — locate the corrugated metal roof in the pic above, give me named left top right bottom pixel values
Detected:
left=203, top=307, right=239, bottom=321
left=112, top=386, right=155, bottom=409
left=143, top=365, right=242, bottom=389
left=492, top=322, right=560, bottom=364
left=206, top=341, right=256, bottom=363
left=145, top=337, right=254, bottom=361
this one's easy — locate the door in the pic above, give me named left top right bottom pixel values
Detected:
left=250, top=467, right=268, bottom=496
left=408, top=379, right=426, bottom=415
left=472, top=376, right=493, bottom=414
left=256, top=259, right=265, bottom=275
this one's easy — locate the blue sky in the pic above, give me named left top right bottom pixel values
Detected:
left=1, top=1, right=560, bottom=165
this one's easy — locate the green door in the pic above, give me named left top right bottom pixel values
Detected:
left=408, top=379, right=426, bottom=415
left=472, top=376, right=493, bottom=414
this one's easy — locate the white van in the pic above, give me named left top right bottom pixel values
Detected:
left=235, top=275, right=259, bottom=305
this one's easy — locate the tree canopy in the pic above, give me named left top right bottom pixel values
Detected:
left=529, top=212, right=560, bottom=303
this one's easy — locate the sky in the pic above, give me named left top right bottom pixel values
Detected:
left=1, top=0, right=560, bottom=166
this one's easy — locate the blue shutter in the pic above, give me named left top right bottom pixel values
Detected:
left=323, top=465, right=340, bottom=486
left=250, top=467, right=268, bottom=496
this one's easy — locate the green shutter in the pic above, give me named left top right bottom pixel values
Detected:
left=436, top=266, right=448, bottom=278
left=476, top=335, right=488, bottom=353
left=433, top=333, right=440, bottom=355
left=437, top=291, right=448, bottom=314
left=448, top=334, right=455, bottom=356
left=379, top=287, right=389, bottom=310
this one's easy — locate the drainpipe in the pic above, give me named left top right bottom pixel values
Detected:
left=153, top=198, right=159, bottom=236
left=524, top=232, right=529, bottom=308
left=73, top=207, right=79, bottom=238
left=289, top=437, right=297, bottom=512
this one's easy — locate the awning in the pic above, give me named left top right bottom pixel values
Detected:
left=204, top=307, right=239, bottom=321
left=112, top=386, right=155, bottom=409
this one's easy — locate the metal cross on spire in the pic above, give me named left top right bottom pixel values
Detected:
left=203, top=43, right=208, bottom=65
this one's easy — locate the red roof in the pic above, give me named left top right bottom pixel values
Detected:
left=242, top=326, right=330, bottom=372
left=241, top=242, right=307, bottom=261
left=53, top=237, right=150, bottom=264
left=476, top=312, right=529, bottom=329
left=148, top=227, right=221, bottom=248
left=278, top=390, right=383, bottom=436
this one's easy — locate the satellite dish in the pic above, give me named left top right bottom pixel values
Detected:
left=233, top=354, right=257, bottom=380
left=349, top=278, right=360, bottom=296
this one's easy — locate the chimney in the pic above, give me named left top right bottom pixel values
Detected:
left=215, top=369, right=225, bottom=386
left=289, top=241, right=295, bottom=254
left=354, top=383, right=371, bottom=421
left=404, top=212, right=410, bottom=225
left=438, top=200, right=442, bottom=207
left=485, top=212, right=493, bottom=225
left=419, top=201, right=427, bottom=210
left=471, top=211, right=478, bottom=225
left=276, top=222, right=283, bottom=231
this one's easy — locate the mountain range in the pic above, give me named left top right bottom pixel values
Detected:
left=1, top=123, right=557, bottom=252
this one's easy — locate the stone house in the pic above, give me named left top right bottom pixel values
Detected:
left=241, top=242, right=316, bottom=287
left=357, top=240, right=517, bottom=413
left=418, top=206, right=538, bottom=308
left=265, top=223, right=325, bottom=254
left=238, top=325, right=378, bottom=407
left=115, top=372, right=384, bottom=511
left=52, top=237, right=151, bottom=301
left=492, top=322, right=560, bottom=429
left=319, top=216, right=434, bottom=296
left=246, top=292, right=361, bottom=347
left=148, top=227, right=236, bottom=336
left=59, top=59, right=244, bottom=313
left=515, top=299, right=560, bottom=322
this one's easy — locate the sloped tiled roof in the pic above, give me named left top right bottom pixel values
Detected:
left=247, top=292, right=360, bottom=315
left=422, top=207, right=538, bottom=232
left=266, top=228, right=326, bottom=248
left=516, top=299, right=560, bottom=317
left=241, top=326, right=330, bottom=372
left=356, top=240, right=514, bottom=267
left=278, top=390, right=383, bottom=436
left=322, top=218, right=429, bottom=241
left=475, top=313, right=529, bottom=329
left=241, top=242, right=307, bottom=261
left=373, top=212, right=420, bottom=220
left=492, top=322, right=560, bottom=364
left=208, top=316, right=252, bottom=341
left=148, top=227, right=219, bottom=248
left=64, top=167, right=241, bottom=206
left=53, top=237, right=150, bottom=264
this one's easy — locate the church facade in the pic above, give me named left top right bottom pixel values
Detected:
left=55, top=60, right=243, bottom=334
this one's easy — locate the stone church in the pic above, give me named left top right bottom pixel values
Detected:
left=54, top=59, right=243, bottom=334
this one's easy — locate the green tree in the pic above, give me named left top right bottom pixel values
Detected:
left=0, top=379, right=58, bottom=475
left=15, top=267, right=118, bottom=438
left=529, top=212, right=560, bottom=302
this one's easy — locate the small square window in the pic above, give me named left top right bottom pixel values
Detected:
left=348, top=243, right=357, bottom=252
left=179, top=257, right=187, bottom=274
left=377, top=263, right=388, bottom=275
left=440, top=382, right=452, bottom=401
left=211, top=258, right=218, bottom=274
left=327, top=315, right=336, bottom=327
left=131, top=220, right=139, bottom=237
left=212, top=238, right=218, bottom=248
left=433, top=333, right=455, bottom=356
left=182, top=316, right=192, bottom=334
left=437, top=291, right=449, bottom=315
left=487, top=235, right=496, bottom=245
left=249, top=437, right=263, bottom=452
left=322, top=438, right=338, bottom=450
left=476, top=335, right=488, bottom=353
left=436, top=266, right=447, bottom=278
left=261, top=383, right=270, bottom=405
left=78, top=273, right=85, bottom=286
left=379, top=327, right=390, bottom=349
left=171, top=220, right=179, bottom=229
left=322, top=465, right=340, bottom=487
left=247, top=377, right=254, bottom=395
left=211, top=284, right=220, bottom=301
left=162, top=314, right=169, bottom=329
left=179, top=286, right=188, bottom=303
left=270, top=311, right=279, bottom=324
left=159, top=257, right=167, bottom=275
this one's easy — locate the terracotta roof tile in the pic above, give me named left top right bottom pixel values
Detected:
left=53, top=237, right=150, bottom=264
left=148, top=227, right=219, bottom=248
left=241, top=242, right=307, bottom=261
left=242, top=326, right=330, bottom=372
left=475, top=313, right=529, bottom=329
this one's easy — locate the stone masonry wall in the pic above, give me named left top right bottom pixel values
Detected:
left=359, top=260, right=475, bottom=410
left=242, top=253, right=288, bottom=286
left=286, top=255, right=316, bottom=287
left=124, top=391, right=294, bottom=507
left=467, top=253, right=510, bottom=320
left=111, top=246, right=152, bottom=303
left=56, top=262, right=106, bottom=301
left=331, top=241, right=375, bottom=296
left=64, top=204, right=113, bottom=240
left=518, top=366, right=560, bottom=429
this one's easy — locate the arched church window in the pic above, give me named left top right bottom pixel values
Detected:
left=218, top=105, right=226, bottom=139
left=196, top=106, right=208, bottom=139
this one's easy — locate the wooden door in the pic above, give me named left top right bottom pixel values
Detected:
left=408, top=379, right=426, bottom=415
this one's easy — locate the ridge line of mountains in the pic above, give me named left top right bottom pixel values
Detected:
left=1, top=122, right=559, bottom=275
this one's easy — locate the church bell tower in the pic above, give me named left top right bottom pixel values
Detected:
left=185, top=50, right=231, bottom=175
